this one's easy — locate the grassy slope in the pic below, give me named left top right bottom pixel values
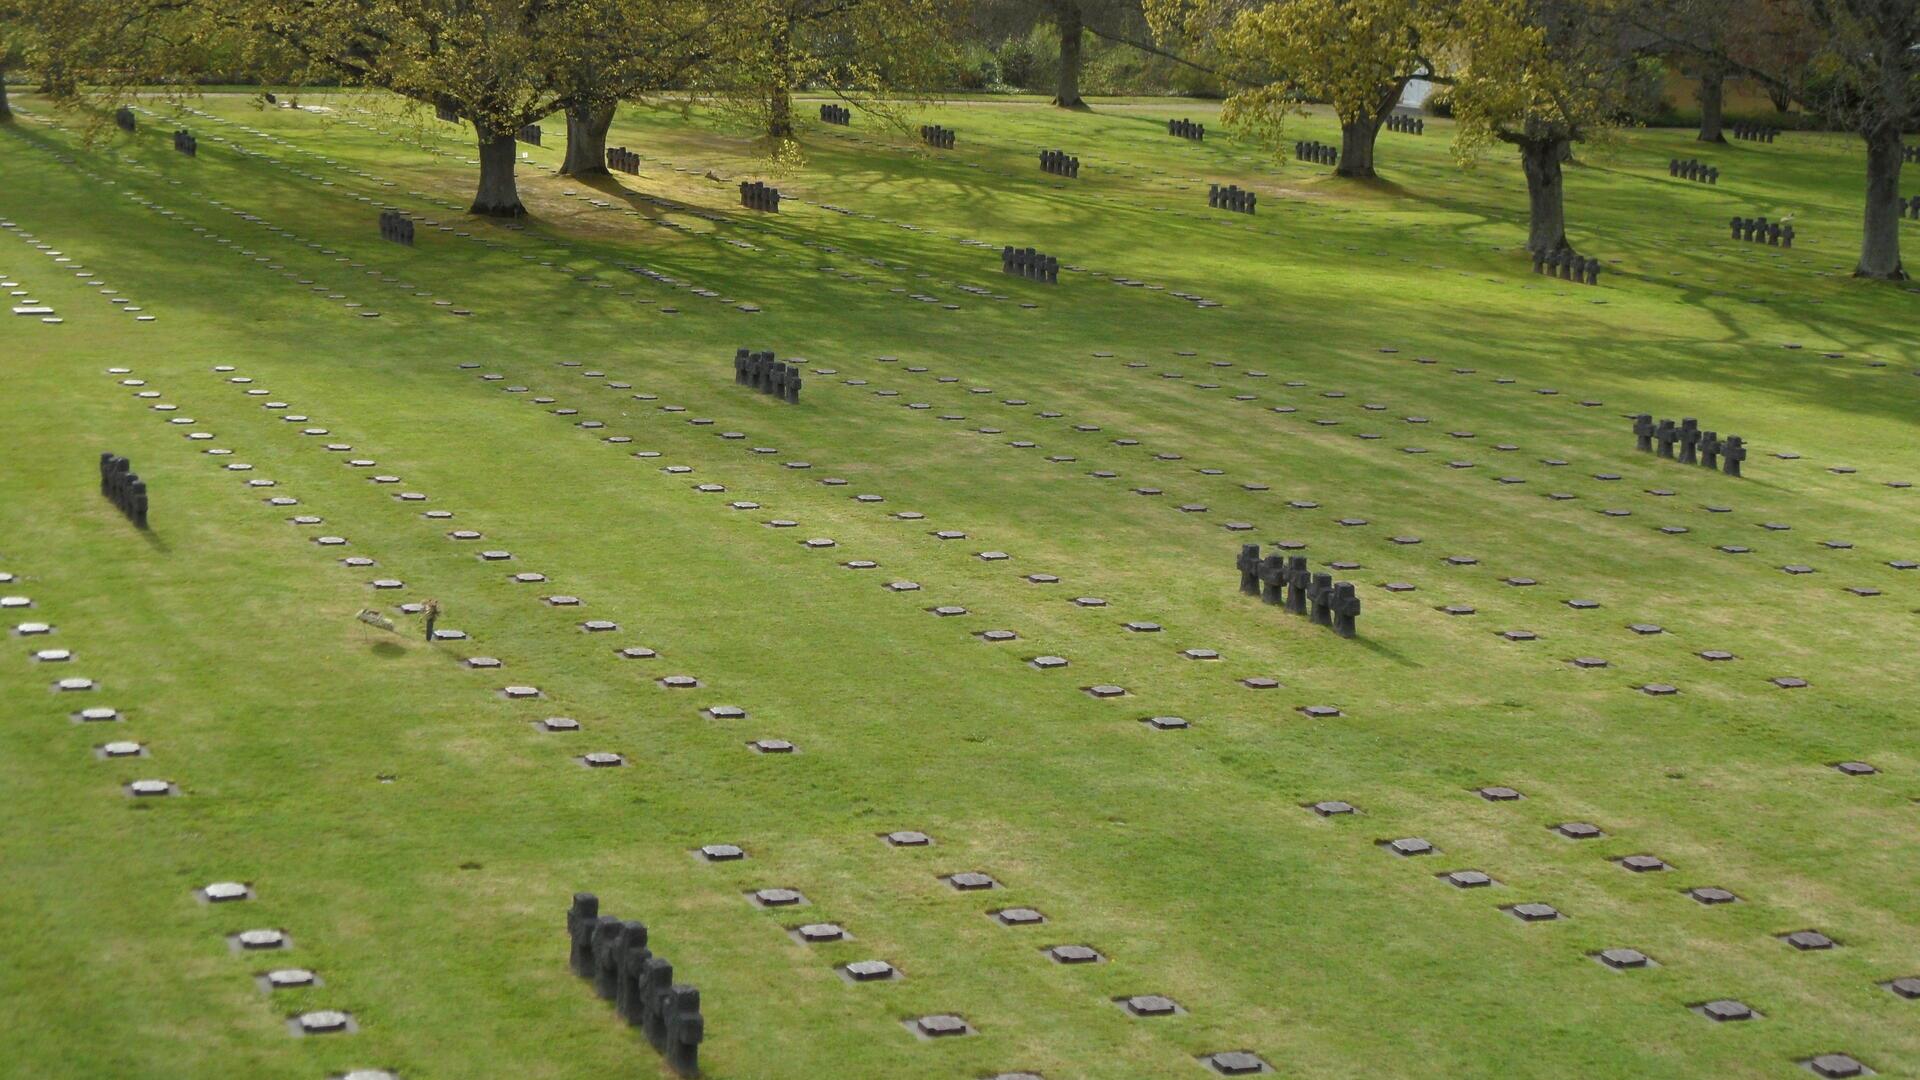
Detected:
left=0, top=92, right=1916, bottom=1080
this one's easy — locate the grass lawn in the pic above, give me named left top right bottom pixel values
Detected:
left=1, top=89, right=1916, bottom=1080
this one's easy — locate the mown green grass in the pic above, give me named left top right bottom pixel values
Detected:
left=1, top=90, right=1916, bottom=1080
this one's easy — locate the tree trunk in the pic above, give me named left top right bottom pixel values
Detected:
left=1519, top=137, right=1571, bottom=254
left=1336, top=119, right=1381, bottom=178
left=1336, top=81, right=1406, bottom=179
left=0, top=68, right=11, bottom=123
left=767, top=15, right=795, bottom=138
left=1855, top=124, right=1905, bottom=279
left=471, top=130, right=526, bottom=217
left=768, top=85, right=793, bottom=138
left=560, top=100, right=614, bottom=177
left=1766, top=85, right=1791, bottom=114
left=1053, top=1, right=1086, bottom=109
left=1696, top=68, right=1725, bottom=143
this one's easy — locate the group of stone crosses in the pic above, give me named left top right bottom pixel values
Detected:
left=1385, top=113, right=1425, bottom=135
left=1236, top=544, right=1362, bottom=638
left=1898, top=195, right=1920, bottom=220
left=1001, top=245, right=1060, bottom=284
left=733, top=348, right=803, bottom=403
left=435, top=102, right=459, bottom=123
left=99, top=453, right=150, bottom=529
left=1905, top=144, right=1919, bottom=164
left=819, top=103, right=851, bottom=125
left=1670, top=158, right=1719, bottom=183
left=114, top=107, right=136, bottom=132
left=1634, top=414, right=1748, bottom=477
left=1730, top=122, right=1779, bottom=142
left=1168, top=117, right=1205, bottom=140
left=1730, top=216, right=1794, bottom=247
left=606, top=146, right=640, bottom=174
left=1296, top=140, right=1337, bottom=166
left=378, top=208, right=415, bottom=246
left=1531, top=247, right=1602, bottom=285
left=1039, top=149, right=1080, bottom=178
left=567, top=894, right=704, bottom=1078
left=920, top=124, right=956, bottom=149
left=516, top=123, right=542, bottom=146
left=1208, top=183, right=1256, bottom=215
left=173, top=129, right=197, bottom=156
left=738, top=180, right=781, bottom=213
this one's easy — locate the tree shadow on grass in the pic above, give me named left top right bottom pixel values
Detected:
left=366, top=640, right=406, bottom=659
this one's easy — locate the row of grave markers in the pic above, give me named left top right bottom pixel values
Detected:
left=1670, top=158, right=1719, bottom=183
left=1296, top=140, right=1337, bottom=166
left=920, top=124, right=955, bottom=150
left=1236, top=545, right=1362, bottom=637
left=1531, top=248, right=1602, bottom=285
left=567, top=895, right=704, bottom=1077
left=1730, top=217, right=1794, bottom=247
left=99, top=453, right=150, bottom=528
left=173, top=129, right=197, bottom=156
left=819, top=103, right=850, bottom=125
left=1730, top=122, right=1779, bottom=142
left=378, top=209, right=415, bottom=246
left=739, top=181, right=781, bottom=213
left=1634, top=415, right=1748, bottom=476
left=1209, top=183, right=1256, bottom=215
left=732, top=348, right=803, bottom=403
left=606, top=146, right=640, bottom=174
left=1168, top=118, right=1205, bottom=141
left=1038, top=149, right=1079, bottom=178
left=1000, top=246, right=1059, bottom=284
left=1385, top=114, right=1425, bottom=135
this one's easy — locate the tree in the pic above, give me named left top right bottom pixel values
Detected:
left=1147, top=0, right=1456, bottom=178
left=719, top=0, right=956, bottom=142
left=1448, top=0, right=1652, bottom=253
left=1637, top=0, right=1912, bottom=278
left=1630, top=0, right=1810, bottom=143
left=0, top=0, right=204, bottom=122
left=1047, top=0, right=1090, bottom=107
left=1, top=42, right=16, bottom=123
left=213, top=0, right=717, bottom=214
left=546, top=1, right=735, bottom=176
left=1792, top=0, right=1917, bottom=278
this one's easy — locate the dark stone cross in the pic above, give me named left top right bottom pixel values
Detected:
left=1284, top=556, right=1312, bottom=615
left=1238, top=543, right=1263, bottom=595
left=567, top=893, right=600, bottom=977
left=591, top=917, right=625, bottom=999
left=664, top=985, right=704, bottom=1077
left=1698, top=430, right=1722, bottom=470
left=1677, top=418, right=1700, bottom=465
left=1309, top=572, right=1335, bottom=626
left=614, top=922, right=652, bottom=1024
left=1722, top=435, right=1746, bottom=477
left=1258, top=553, right=1287, bottom=606
left=1633, top=413, right=1655, bottom=452
left=1331, top=582, right=1360, bottom=638
left=1654, top=419, right=1678, bottom=459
